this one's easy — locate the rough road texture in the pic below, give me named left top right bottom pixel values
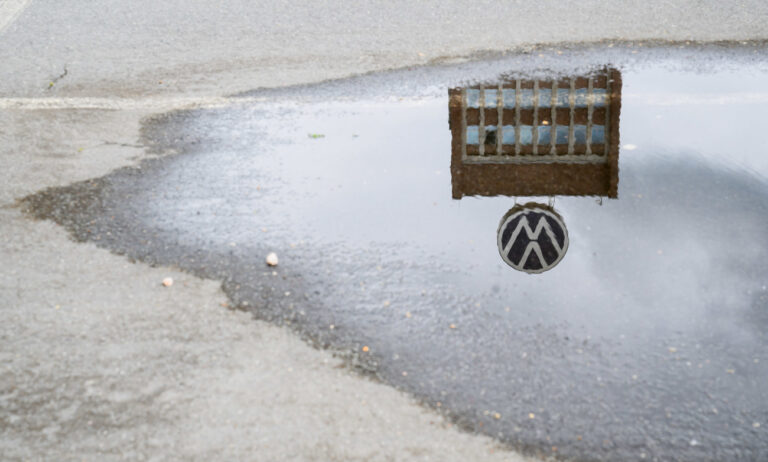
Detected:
left=0, top=109, right=529, bottom=461
left=2, top=1, right=768, bottom=98
left=2, top=1, right=768, bottom=461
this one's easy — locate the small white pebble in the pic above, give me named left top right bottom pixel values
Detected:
left=162, top=277, right=173, bottom=287
left=266, top=252, right=279, bottom=266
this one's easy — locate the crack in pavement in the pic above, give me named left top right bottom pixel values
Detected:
left=46, top=65, right=68, bottom=90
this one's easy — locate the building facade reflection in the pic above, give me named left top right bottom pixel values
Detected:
left=449, top=69, right=622, bottom=273
left=449, top=68, right=622, bottom=199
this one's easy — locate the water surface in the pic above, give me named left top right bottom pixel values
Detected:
left=24, top=49, right=768, bottom=461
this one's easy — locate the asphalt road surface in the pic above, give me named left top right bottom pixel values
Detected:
left=22, top=46, right=768, bottom=461
left=3, top=2, right=768, bottom=461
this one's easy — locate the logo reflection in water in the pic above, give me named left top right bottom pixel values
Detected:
left=497, top=203, right=569, bottom=273
left=449, top=68, right=622, bottom=273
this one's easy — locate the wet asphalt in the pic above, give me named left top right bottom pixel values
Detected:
left=22, top=45, right=768, bottom=461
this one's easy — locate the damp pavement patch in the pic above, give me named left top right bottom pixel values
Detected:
left=22, top=46, right=768, bottom=461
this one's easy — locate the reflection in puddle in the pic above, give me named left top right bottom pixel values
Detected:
left=497, top=203, right=569, bottom=273
left=450, top=69, right=621, bottom=272
left=22, top=54, right=768, bottom=462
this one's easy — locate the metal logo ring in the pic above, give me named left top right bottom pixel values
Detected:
left=497, top=203, right=569, bottom=274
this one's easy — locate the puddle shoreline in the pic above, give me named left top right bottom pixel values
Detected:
left=21, top=45, right=768, bottom=461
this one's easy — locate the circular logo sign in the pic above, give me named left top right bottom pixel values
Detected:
left=497, top=203, right=569, bottom=274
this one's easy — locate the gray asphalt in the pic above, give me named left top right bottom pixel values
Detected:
left=22, top=45, right=768, bottom=461
left=4, top=1, right=768, bottom=460
left=3, top=0, right=768, bottom=99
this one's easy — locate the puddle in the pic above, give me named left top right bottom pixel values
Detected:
left=23, top=46, right=768, bottom=461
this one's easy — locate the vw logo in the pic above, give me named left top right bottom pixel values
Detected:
left=497, top=204, right=569, bottom=274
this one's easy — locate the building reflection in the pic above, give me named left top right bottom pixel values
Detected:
left=449, top=69, right=622, bottom=272
left=449, top=68, right=622, bottom=199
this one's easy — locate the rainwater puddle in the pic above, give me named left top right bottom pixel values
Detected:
left=24, top=47, right=768, bottom=461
